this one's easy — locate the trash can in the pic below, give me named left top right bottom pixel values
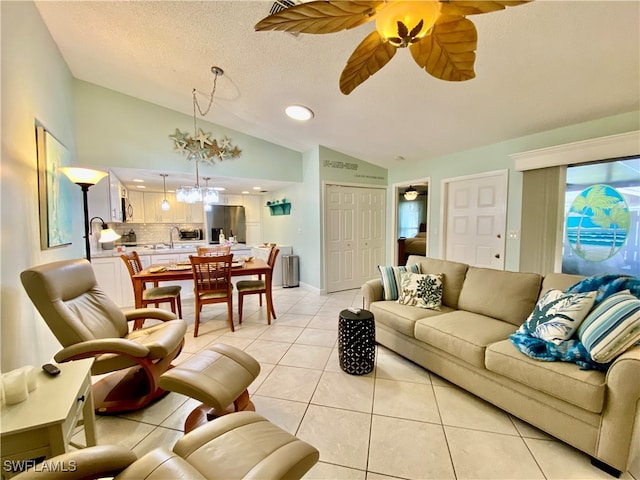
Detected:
left=282, top=255, right=299, bottom=288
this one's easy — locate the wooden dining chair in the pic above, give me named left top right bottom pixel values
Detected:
left=237, top=247, right=279, bottom=324
left=121, top=251, right=182, bottom=318
left=197, top=245, right=231, bottom=256
left=190, top=254, right=234, bottom=336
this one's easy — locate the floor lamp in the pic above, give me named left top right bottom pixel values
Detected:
left=60, top=167, right=109, bottom=262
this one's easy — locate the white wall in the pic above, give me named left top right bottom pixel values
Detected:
left=1, top=2, right=83, bottom=370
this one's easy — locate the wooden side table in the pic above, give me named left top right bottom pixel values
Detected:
left=1, top=358, right=97, bottom=478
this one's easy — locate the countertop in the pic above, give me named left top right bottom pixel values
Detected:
left=92, top=243, right=254, bottom=258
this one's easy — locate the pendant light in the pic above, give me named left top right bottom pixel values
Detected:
left=160, top=174, right=170, bottom=211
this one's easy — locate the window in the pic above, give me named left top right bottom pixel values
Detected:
left=562, top=157, right=639, bottom=276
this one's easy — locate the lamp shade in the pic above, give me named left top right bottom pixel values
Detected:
left=59, top=167, right=108, bottom=186
left=98, top=228, right=121, bottom=243
left=376, top=1, right=439, bottom=46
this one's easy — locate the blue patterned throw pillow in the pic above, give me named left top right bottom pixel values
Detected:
left=378, top=264, right=420, bottom=301
left=517, top=289, right=596, bottom=345
left=578, top=290, right=640, bottom=363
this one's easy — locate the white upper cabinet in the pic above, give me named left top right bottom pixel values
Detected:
left=87, top=170, right=124, bottom=223
left=243, top=195, right=262, bottom=223
left=127, top=190, right=145, bottom=223
left=218, top=194, right=244, bottom=206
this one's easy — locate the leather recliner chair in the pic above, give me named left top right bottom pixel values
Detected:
left=15, top=412, right=320, bottom=480
left=20, top=258, right=187, bottom=414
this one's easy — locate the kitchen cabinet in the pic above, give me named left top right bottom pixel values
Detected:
left=246, top=223, right=262, bottom=247
left=218, top=194, right=244, bottom=206
left=174, top=200, right=204, bottom=223
left=87, top=170, right=125, bottom=223
left=143, top=192, right=173, bottom=223
left=243, top=195, right=261, bottom=223
left=127, top=190, right=145, bottom=223
left=109, top=171, right=126, bottom=222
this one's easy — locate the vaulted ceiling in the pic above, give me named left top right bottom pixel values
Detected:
left=35, top=1, right=639, bottom=191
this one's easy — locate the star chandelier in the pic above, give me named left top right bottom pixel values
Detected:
left=169, top=66, right=242, bottom=204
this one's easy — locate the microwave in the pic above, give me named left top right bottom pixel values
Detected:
left=179, top=228, right=203, bottom=240
left=121, top=197, right=133, bottom=223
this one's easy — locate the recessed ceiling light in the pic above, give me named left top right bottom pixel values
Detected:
left=132, top=178, right=144, bottom=183
left=253, top=186, right=262, bottom=191
left=136, top=185, right=146, bottom=189
left=213, top=187, right=225, bottom=191
left=241, top=190, right=250, bottom=194
left=285, top=105, right=314, bottom=121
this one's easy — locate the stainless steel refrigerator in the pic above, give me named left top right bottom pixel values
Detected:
left=206, top=205, right=246, bottom=244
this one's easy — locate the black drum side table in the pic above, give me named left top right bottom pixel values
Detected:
left=338, top=309, right=375, bottom=375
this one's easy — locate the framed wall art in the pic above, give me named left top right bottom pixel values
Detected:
left=36, top=125, right=73, bottom=249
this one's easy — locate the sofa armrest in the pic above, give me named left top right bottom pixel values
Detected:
left=596, top=345, right=640, bottom=471
left=362, top=278, right=383, bottom=310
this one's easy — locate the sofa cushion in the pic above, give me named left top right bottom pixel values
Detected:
left=407, top=257, right=468, bottom=309
left=378, top=264, right=420, bottom=300
left=458, top=267, right=542, bottom=326
left=578, top=290, right=640, bottom=363
left=414, top=311, right=517, bottom=368
left=519, top=289, right=596, bottom=345
left=370, top=300, right=451, bottom=337
left=485, top=339, right=606, bottom=413
left=397, top=272, right=443, bottom=310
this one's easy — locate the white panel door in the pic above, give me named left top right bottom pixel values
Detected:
left=326, top=185, right=385, bottom=293
left=444, top=172, right=507, bottom=269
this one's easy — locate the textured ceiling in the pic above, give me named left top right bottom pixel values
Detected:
left=35, top=1, right=640, bottom=192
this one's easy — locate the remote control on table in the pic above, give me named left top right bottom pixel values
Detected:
left=347, top=307, right=361, bottom=314
left=42, top=363, right=61, bottom=376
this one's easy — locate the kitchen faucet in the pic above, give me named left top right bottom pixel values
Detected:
left=169, top=225, right=180, bottom=249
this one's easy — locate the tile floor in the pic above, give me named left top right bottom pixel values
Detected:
left=81, top=287, right=639, bottom=480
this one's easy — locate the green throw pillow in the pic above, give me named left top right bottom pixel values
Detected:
left=397, top=272, right=443, bottom=311
left=378, top=264, right=420, bottom=301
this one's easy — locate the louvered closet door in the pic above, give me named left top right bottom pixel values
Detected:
left=326, top=185, right=386, bottom=293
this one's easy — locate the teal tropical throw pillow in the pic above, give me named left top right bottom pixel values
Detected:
left=397, top=272, right=443, bottom=310
left=518, top=289, right=596, bottom=345
left=578, top=290, right=640, bottom=363
left=378, top=264, right=420, bottom=300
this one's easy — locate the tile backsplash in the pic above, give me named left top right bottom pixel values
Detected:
left=107, top=222, right=204, bottom=246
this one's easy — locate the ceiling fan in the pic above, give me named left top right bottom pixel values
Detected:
left=255, top=1, right=533, bottom=95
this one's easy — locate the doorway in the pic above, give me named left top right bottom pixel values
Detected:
left=325, top=184, right=385, bottom=293
left=393, top=180, right=430, bottom=265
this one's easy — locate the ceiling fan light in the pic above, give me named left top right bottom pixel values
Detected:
left=404, top=185, right=418, bottom=201
left=376, top=1, right=440, bottom=46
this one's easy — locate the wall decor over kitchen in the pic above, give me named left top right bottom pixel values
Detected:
left=36, top=124, right=73, bottom=249
left=169, top=66, right=242, bottom=165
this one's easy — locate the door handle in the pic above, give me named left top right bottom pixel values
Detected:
left=496, top=233, right=501, bottom=239
left=495, top=254, right=501, bottom=259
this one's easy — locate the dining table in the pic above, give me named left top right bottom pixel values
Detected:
left=131, top=258, right=273, bottom=329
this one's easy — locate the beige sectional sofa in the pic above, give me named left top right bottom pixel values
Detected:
left=362, top=255, right=640, bottom=476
